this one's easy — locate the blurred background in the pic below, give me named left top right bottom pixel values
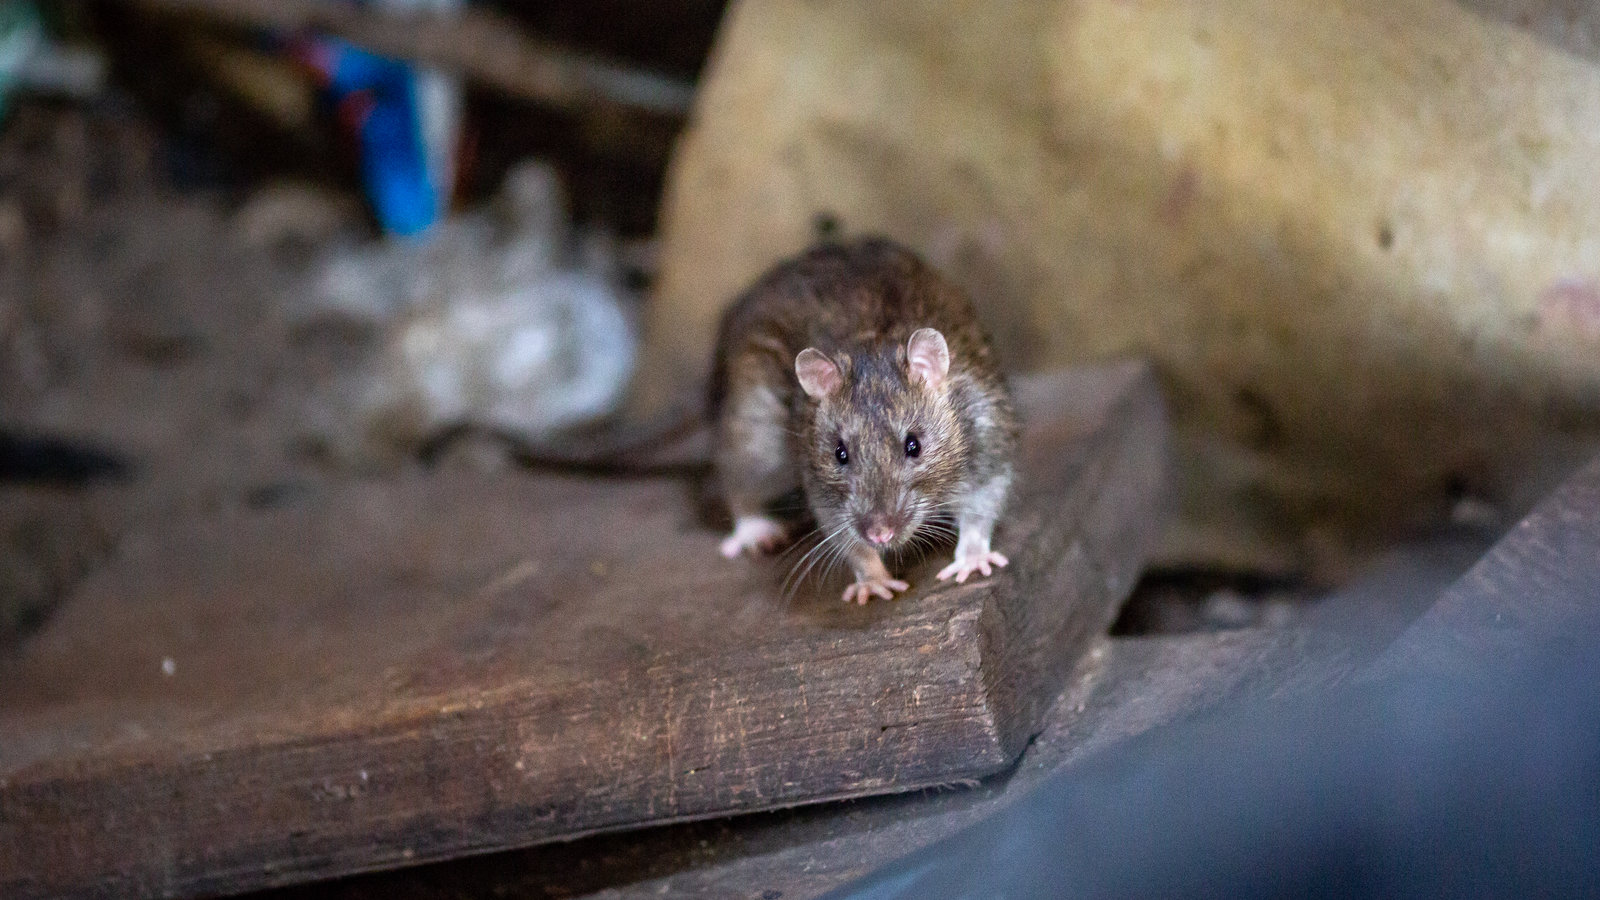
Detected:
left=0, top=0, right=727, bottom=646
left=3, top=0, right=1599, bottom=647
left=5, top=2, right=1600, bottom=897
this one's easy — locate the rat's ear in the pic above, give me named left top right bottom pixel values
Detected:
left=907, top=328, right=950, bottom=390
left=795, top=348, right=843, bottom=398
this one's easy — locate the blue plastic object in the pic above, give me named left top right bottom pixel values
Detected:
left=295, top=35, right=439, bottom=237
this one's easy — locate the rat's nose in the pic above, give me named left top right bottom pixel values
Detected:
left=863, top=516, right=898, bottom=547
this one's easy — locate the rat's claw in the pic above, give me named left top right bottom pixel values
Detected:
left=720, top=516, right=787, bottom=559
left=841, top=577, right=910, bottom=605
left=937, top=551, right=1009, bottom=584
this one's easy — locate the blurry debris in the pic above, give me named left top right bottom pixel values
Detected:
left=1113, top=568, right=1312, bottom=635
left=124, top=0, right=695, bottom=116
left=242, top=479, right=313, bottom=509
left=411, top=54, right=459, bottom=224
left=10, top=38, right=104, bottom=99
left=111, top=318, right=203, bottom=366
left=1199, top=588, right=1300, bottom=631
left=1197, top=588, right=1258, bottom=630
left=306, top=158, right=567, bottom=321
left=1449, top=492, right=1503, bottom=530
left=0, top=196, right=22, bottom=249
left=0, top=1, right=105, bottom=120
left=0, top=302, right=50, bottom=400
left=425, top=426, right=512, bottom=474
left=492, top=0, right=726, bottom=81
left=298, top=160, right=638, bottom=468
left=1258, top=597, right=1301, bottom=629
left=0, top=485, right=109, bottom=649
left=615, top=235, right=659, bottom=286
left=85, top=8, right=343, bottom=190
left=230, top=178, right=365, bottom=252
left=0, top=3, right=46, bottom=117
left=188, top=31, right=316, bottom=132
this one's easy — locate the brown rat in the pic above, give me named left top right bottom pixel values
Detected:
left=711, top=237, right=1019, bottom=604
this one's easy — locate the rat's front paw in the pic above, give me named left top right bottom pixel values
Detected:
left=937, top=550, right=1009, bottom=584
left=841, top=575, right=910, bottom=605
left=720, top=515, right=787, bottom=558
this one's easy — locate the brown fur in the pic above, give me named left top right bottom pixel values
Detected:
left=711, top=237, right=1019, bottom=582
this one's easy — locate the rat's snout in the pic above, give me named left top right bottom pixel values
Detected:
left=860, top=513, right=902, bottom=547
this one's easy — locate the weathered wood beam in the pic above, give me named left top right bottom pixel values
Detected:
left=1371, top=452, right=1600, bottom=680
left=0, top=361, right=1169, bottom=900
left=241, top=537, right=1486, bottom=900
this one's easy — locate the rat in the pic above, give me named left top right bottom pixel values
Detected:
left=710, top=237, right=1019, bottom=604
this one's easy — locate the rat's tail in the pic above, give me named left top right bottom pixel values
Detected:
left=420, top=397, right=711, bottom=475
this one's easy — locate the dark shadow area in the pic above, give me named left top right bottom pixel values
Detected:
left=830, top=617, right=1600, bottom=900
left=1110, top=567, right=1311, bottom=636
left=0, top=429, right=129, bottom=485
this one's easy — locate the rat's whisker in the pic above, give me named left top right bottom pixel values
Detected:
left=782, top=532, right=833, bottom=597
left=819, top=533, right=856, bottom=584
left=709, top=239, right=1017, bottom=607
left=783, top=520, right=853, bottom=600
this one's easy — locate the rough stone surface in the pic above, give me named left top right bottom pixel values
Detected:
left=642, top=0, right=1600, bottom=574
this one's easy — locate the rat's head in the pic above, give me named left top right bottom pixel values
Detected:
left=795, top=328, right=969, bottom=551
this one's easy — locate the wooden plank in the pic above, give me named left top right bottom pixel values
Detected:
left=246, top=535, right=1486, bottom=900
left=249, top=632, right=1303, bottom=900
left=1371, top=452, right=1600, bottom=680
left=0, top=361, right=1170, bottom=900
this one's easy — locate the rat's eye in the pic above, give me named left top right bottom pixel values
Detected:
left=835, top=440, right=849, bottom=466
left=904, top=433, right=921, bottom=458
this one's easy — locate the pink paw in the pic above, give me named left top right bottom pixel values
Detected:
left=841, top=576, right=909, bottom=605
left=720, top=516, right=787, bottom=558
left=937, top=550, right=1009, bottom=584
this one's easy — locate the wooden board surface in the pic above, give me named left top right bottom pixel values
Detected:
left=242, top=535, right=1487, bottom=900
left=0, top=361, right=1170, bottom=900
left=1372, top=451, right=1600, bottom=680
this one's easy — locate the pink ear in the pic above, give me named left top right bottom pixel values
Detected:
left=907, top=328, right=950, bottom=389
left=795, top=348, right=843, bottom=398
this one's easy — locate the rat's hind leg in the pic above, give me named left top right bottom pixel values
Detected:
left=715, top=380, right=798, bottom=558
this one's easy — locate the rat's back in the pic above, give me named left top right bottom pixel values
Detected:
left=709, top=238, right=996, bottom=414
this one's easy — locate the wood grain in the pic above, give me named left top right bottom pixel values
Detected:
left=0, top=361, right=1169, bottom=899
